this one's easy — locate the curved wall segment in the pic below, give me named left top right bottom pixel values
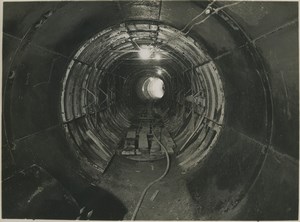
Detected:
left=2, top=1, right=298, bottom=220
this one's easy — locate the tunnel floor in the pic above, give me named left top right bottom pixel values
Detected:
left=97, top=155, right=196, bottom=220
left=118, top=104, right=174, bottom=161
left=92, top=105, right=196, bottom=220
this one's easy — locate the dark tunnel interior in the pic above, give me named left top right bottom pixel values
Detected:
left=2, top=1, right=299, bottom=220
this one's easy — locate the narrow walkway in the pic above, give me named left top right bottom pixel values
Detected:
left=97, top=156, right=196, bottom=220
left=95, top=105, right=196, bottom=220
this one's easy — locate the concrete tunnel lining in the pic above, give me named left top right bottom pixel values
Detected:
left=2, top=1, right=298, bottom=220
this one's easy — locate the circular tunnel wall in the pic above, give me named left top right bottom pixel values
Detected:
left=2, top=1, right=298, bottom=220
left=60, top=21, right=225, bottom=171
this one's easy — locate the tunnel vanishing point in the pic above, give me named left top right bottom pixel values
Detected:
left=2, top=1, right=299, bottom=220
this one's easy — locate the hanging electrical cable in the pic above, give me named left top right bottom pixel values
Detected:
left=182, top=1, right=243, bottom=35
left=180, top=0, right=217, bottom=32
left=152, top=1, right=244, bottom=52
left=146, top=0, right=217, bottom=50
left=130, top=134, right=170, bottom=221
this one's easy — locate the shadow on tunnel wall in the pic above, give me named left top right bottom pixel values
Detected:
left=2, top=165, right=127, bottom=220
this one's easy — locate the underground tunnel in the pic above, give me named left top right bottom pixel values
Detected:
left=2, top=0, right=299, bottom=220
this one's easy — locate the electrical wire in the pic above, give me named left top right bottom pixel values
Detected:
left=143, top=0, right=215, bottom=57
left=180, top=0, right=217, bottom=32
left=113, top=1, right=243, bottom=58
left=130, top=134, right=170, bottom=221
left=182, top=1, right=243, bottom=35
left=148, top=0, right=217, bottom=51
left=152, top=1, right=243, bottom=53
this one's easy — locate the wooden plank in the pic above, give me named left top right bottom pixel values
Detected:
left=86, top=130, right=112, bottom=159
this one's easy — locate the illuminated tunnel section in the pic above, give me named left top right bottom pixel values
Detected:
left=137, top=77, right=165, bottom=100
left=60, top=22, right=225, bottom=172
left=2, top=1, right=298, bottom=220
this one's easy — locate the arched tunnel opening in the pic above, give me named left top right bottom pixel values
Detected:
left=2, top=1, right=299, bottom=220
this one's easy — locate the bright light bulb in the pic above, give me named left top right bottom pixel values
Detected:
left=205, top=8, right=211, bottom=14
left=157, top=69, right=162, bottom=75
left=139, top=46, right=152, bottom=60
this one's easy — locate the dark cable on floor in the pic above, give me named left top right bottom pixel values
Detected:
left=130, top=134, right=170, bottom=220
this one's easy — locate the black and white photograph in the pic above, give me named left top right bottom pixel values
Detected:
left=2, top=0, right=299, bottom=220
